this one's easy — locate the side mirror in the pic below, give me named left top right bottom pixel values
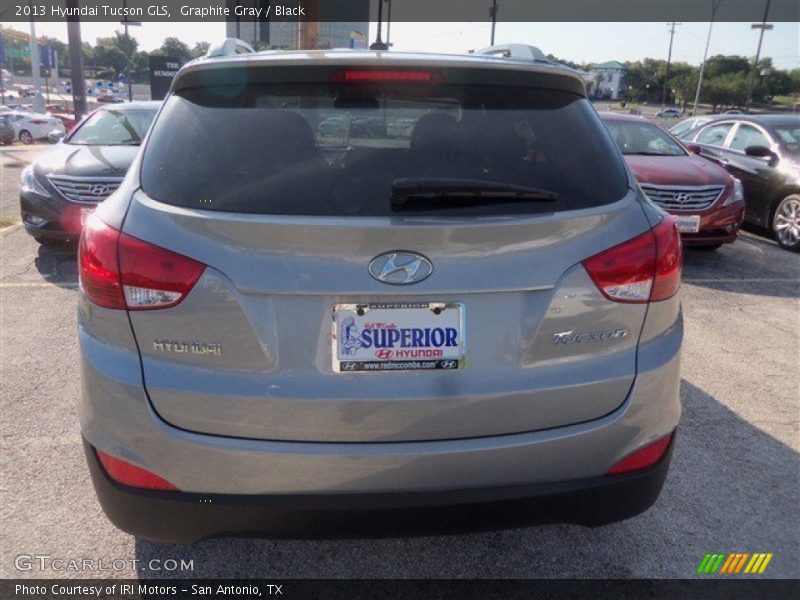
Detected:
left=745, top=145, right=777, bottom=166
left=744, top=145, right=773, bottom=158
left=685, top=143, right=702, bottom=155
left=47, top=129, right=64, bottom=144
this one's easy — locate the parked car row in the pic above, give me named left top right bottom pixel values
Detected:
left=602, top=112, right=744, bottom=250
left=670, top=113, right=800, bottom=251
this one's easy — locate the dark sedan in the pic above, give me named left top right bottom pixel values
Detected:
left=681, top=114, right=800, bottom=251
left=20, top=101, right=159, bottom=245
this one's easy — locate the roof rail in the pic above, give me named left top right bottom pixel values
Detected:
left=474, top=44, right=549, bottom=64
left=205, top=38, right=255, bottom=59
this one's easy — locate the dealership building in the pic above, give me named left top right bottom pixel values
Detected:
left=224, top=0, right=369, bottom=50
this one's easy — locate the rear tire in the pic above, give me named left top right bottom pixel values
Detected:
left=19, top=130, right=33, bottom=145
left=772, top=194, right=800, bottom=252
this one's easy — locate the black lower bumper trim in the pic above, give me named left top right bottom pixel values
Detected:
left=84, top=437, right=674, bottom=543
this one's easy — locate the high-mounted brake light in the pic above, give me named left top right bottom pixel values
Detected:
left=606, top=432, right=674, bottom=475
left=79, top=213, right=205, bottom=310
left=582, top=216, right=681, bottom=303
left=96, top=449, right=178, bottom=491
left=330, top=69, right=445, bottom=84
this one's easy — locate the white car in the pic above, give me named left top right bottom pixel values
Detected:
left=5, top=111, right=64, bottom=144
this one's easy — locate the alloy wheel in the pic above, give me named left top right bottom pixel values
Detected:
left=774, top=195, right=800, bottom=250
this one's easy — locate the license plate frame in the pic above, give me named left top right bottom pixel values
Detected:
left=331, top=302, right=465, bottom=373
left=674, top=214, right=701, bottom=233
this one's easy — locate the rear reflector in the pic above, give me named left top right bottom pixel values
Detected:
left=582, top=215, right=682, bottom=303
left=96, top=449, right=178, bottom=491
left=330, top=69, right=445, bottom=84
left=79, top=213, right=205, bottom=310
left=606, top=432, right=674, bottom=475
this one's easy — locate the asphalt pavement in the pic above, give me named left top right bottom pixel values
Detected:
left=0, top=157, right=798, bottom=579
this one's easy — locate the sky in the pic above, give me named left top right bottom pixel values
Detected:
left=3, top=20, right=799, bottom=70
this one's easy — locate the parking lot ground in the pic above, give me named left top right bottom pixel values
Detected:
left=1, top=144, right=49, bottom=226
left=1, top=200, right=798, bottom=578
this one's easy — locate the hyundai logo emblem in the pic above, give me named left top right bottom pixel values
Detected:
left=673, top=192, right=693, bottom=204
left=368, top=251, right=433, bottom=285
left=88, top=183, right=110, bottom=196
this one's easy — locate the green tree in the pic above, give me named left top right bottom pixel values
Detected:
left=154, top=37, right=192, bottom=64
left=93, top=36, right=128, bottom=76
left=703, top=72, right=749, bottom=111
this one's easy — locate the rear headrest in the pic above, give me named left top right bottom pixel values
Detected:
left=410, top=112, right=459, bottom=151
left=252, top=110, right=316, bottom=161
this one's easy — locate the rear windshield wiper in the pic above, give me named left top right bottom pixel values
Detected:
left=391, top=178, right=559, bottom=210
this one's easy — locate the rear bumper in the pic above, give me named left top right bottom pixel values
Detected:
left=84, top=436, right=674, bottom=543
left=79, top=287, right=683, bottom=542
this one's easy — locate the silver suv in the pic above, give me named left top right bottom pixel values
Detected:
left=78, top=43, right=683, bottom=542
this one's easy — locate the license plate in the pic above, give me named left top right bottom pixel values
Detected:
left=332, top=302, right=465, bottom=372
left=674, top=215, right=700, bottom=233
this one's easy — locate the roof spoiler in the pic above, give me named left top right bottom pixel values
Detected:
left=205, top=38, right=256, bottom=59
left=473, top=44, right=549, bottom=64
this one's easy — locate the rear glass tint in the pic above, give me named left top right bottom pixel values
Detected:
left=141, top=78, right=628, bottom=216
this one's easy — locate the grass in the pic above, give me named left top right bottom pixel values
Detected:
left=769, top=95, right=799, bottom=106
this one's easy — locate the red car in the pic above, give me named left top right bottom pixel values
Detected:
left=46, top=104, right=77, bottom=133
left=601, top=113, right=745, bottom=249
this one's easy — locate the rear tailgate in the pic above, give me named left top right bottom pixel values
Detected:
left=123, top=190, right=651, bottom=442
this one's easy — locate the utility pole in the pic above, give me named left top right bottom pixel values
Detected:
left=28, top=1, right=45, bottom=113
left=745, top=0, right=773, bottom=110
left=490, top=0, right=498, bottom=45
left=692, top=0, right=722, bottom=116
left=661, top=21, right=680, bottom=109
left=121, top=0, right=140, bottom=102
left=66, top=0, right=87, bottom=119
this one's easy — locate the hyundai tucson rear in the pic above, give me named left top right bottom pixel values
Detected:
left=78, top=48, right=683, bottom=542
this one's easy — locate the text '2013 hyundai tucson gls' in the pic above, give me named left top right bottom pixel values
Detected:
left=78, top=44, right=683, bottom=543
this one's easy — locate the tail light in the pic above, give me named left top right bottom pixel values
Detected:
left=583, top=216, right=681, bottom=303
left=30, top=119, right=49, bottom=125
left=330, top=69, right=445, bottom=84
left=606, top=432, right=674, bottom=475
left=79, top=213, right=205, bottom=310
left=96, top=449, right=178, bottom=491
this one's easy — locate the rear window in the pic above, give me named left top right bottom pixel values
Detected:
left=141, top=77, right=628, bottom=217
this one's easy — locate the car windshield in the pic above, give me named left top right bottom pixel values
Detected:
left=604, top=120, right=686, bottom=156
left=141, top=78, right=628, bottom=217
left=772, top=123, right=800, bottom=156
left=68, top=108, right=156, bottom=146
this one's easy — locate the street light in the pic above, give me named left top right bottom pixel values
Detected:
left=692, top=0, right=723, bottom=117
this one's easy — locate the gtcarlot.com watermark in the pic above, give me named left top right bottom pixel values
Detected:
left=15, top=554, right=194, bottom=573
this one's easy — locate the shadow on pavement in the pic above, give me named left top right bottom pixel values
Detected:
left=33, top=241, right=78, bottom=289
left=133, top=379, right=799, bottom=579
left=683, top=237, right=800, bottom=299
